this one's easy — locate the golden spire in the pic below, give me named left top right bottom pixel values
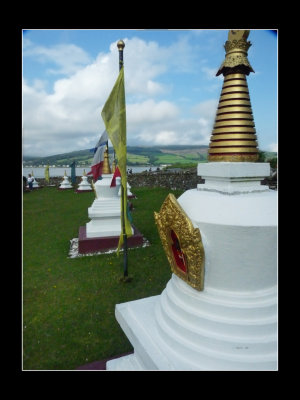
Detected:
left=102, top=144, right=112, bottom=174
left=208, top=30, right=259, bottom=162
left=111, top=159, right=116, bottom=174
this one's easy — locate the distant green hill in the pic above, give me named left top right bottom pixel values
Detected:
left=23, top=149, right=95, bottom=166
left=23, top=145, right=277, bottom=167
left=23, top=145, right=209, bottom=167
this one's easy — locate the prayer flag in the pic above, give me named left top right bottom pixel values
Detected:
left=101, top=67, right=133, bottom=249
left=44, top=165, right=50, bottom=183
left=87, top=130, right=108, bottom=181
left=110, top=166, right=121, bottom=188
left=70, top=161, right=76, bottom=184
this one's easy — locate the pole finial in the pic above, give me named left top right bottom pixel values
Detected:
left=117, top=40, right=125, bottom=50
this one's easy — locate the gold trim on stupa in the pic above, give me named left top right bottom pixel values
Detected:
left=102, top=144, right=112, bottom=174
left=208, top=30, right=259, bottom=162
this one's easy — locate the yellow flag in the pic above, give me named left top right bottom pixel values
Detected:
left=101, top=67, right=132, bottom=251
left=45, top=165, right=50, bottom=182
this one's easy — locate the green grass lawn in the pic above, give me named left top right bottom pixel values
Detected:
left=23, top=186, right=183, bottom=370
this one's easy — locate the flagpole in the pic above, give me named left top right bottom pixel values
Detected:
left=117, top=39, right=130, bottom=281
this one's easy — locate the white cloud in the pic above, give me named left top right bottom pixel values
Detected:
left=135, top=118, right=212, bottom=147
left=22, top=36, right=212, bottom=157
left=127, top=100, right=179, bottom=125
left=192, top=99, right=218, bottom=119
left=267, top=142, right=278, bottom=152
left=119, top=99, right=212, bottom=147
left=23, top=39, right=92, bottom=75
left=153, top=131, right=178, bottom=145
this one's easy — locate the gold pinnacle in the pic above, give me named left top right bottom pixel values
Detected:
left=216, top=30, right=254, bottom=77
left=102, top=145, right=112, bottom=174
left=207, top=31, right=259, bottom=162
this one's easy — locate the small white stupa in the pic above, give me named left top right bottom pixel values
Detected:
left=86, top=148, right=121, bottom=238
left=59, top=170, right=73, bottom=189
left=32, top=171, right=39, bottom=189
left=78, top=146, right=144, bottom=254
left=86, top=174, right=122, bottom=238
left=118, top=182, right=134, bottom=198
left=77, top=170, right=92, bottom=192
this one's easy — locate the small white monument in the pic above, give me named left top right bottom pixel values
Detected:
left=59, top=171, right=72, bottom=189
left=86, top=174, right=122, bottom=238
left=32, top=177, right=39, bottom=188
left=77, top=170, right=92, bottom=192
left=118, top=182, right=134, bottom=198
left=27, top=172, right=39, bottom=189
left=86, top=147, right=122, bottom=238
left=31, top=171, right=39, bottom=189
left=78, top=147, right=144, bottom=254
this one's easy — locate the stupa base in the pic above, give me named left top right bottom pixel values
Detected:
left=107, top=274, right=277, bottom=371
left=75, top=189, right=93, bottom=193
left=78, top=224, right=144, bottom=254
left=106, top=295, right=172, bottom=371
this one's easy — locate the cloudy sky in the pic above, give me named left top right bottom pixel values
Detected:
left=22, top=29, right=277, bottom=157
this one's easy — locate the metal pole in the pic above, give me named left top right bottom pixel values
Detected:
left=117, top=40, right=129, bottom=280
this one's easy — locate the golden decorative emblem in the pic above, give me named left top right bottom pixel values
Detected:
left=154, top=193, right=205, bottom=291
left=216, top=30, right=254, bottom=76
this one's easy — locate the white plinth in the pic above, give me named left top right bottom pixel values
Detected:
left=86, top=174, right=122, bottom=238
left=107, top=273, right=277, bottom=371
left=59, top=176, right=72, bottom=189
left=197, top=162, right=270, bottom=194
left=118, top=182, right=133, bottom=197
left=108, top=162, right=277, bottom=370
left=107, top=296, right=173, bottom=371
left=77, top=175, right=92, bottom=191
left=32, top=178, right=39, bottom=188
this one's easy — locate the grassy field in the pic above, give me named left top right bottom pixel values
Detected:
left=22, top=186, right=183, bottom=370
left=127, top=153, right=150, bottom=165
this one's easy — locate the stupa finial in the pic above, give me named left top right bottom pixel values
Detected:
left=102, top=144, right=112, bottom=174
left=216, top=30, right=254, bottom=77
left=208, top=30, right=259, bottom=162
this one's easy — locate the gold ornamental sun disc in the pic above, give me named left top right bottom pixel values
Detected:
left=154, top=193, right=205, bottom=291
